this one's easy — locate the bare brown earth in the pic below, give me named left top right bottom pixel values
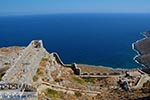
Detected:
left=78, top=64, right=113, bottom=73
left=78, top=64, right=126, bottom=76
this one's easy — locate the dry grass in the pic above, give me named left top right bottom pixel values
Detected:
left=78, top=64, right=113, bottom=73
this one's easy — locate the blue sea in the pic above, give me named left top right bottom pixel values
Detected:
left=0, top=13, right=150, bottom=69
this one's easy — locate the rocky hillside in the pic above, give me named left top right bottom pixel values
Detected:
left=0, top=40, right=150, bottom=100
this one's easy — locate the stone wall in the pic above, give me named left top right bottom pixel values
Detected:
left=52, top=52, right=81, bottom=75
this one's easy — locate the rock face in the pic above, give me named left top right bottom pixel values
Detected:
left=2, top=40, right=46, bottom=85
left=134, top=32, right=150, bottom=67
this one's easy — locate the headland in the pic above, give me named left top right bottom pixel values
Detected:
left=133, top=31, right=150, bottom=68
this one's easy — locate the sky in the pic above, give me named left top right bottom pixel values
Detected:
left=0, top=0, right=150, bottom=16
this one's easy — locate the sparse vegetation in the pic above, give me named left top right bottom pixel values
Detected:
left=1, top=45, right=150, bottom=100
left=0, top=72, right=5, bottom=81
left=33, top=68, right=44, bottom=82
left=73, top=76, right=85, bottom=84
left=74, top=91, right=82, bottom=97
left=37, top=68, right=44, bottom=76
left=84, top=78, right=96, bottom=84
left=42, top=57, right=49, bottom=61
left=33, top=75, right=38, bottom=82
left=142, top=81, right=150, bottom=93
left=55, top=78, right=63, bottom=82
left=4, top=62, right=10, bottom=65
left=44, top=88, right=62, bottom=98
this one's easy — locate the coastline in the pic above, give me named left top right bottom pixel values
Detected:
left=132, top=31, right=149, bottom=68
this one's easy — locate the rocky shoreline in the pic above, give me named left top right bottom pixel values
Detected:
left=133, top=31, right=150, bottom=68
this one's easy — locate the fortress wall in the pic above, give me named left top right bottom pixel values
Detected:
left=52, top=52, right=81, bottom=75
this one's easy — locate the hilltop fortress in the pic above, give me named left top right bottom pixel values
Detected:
left=2, top=40, right=81, bottom=85
left=0, top=40, right=150, bottom=99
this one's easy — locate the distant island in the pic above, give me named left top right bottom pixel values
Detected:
left=0, top=39, right=150, bottom=100
left=134, top=31, right=150, bottom=68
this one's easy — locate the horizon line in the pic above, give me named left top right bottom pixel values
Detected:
left=1, top=12, right=150, bottom=17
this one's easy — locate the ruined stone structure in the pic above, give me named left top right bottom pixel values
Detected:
left=2, top=40, right=81, bottom=85
left=2, top=40, right=45, bottom=85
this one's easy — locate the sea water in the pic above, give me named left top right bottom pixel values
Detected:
left=0, top=13, right=150, bottom=69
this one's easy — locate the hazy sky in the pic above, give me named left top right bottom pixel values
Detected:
left=0, top=0, right=150, bottom=16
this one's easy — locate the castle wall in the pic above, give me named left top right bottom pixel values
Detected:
left=52, top=52, right=81, bottom=75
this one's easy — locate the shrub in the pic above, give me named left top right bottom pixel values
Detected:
left=4, top=62, right=9, bottom=65
left=142, top=81, right=150, bottom=93
left=84, top=78, right=96, bottom=84
left=74, top=91, right=82, bottom=97
left=37, top=68, right=44, bottom=76
left=42, top=58, right=49, bottom=61
left=55, top=78, right=63, bottom=82
left=0, top=72, right=5, bottom=81
left=33, top=75, right=38, bottom=82
left=44, top=88, right=61, bottom=98
left=73, top=76, right=85, bottom=84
